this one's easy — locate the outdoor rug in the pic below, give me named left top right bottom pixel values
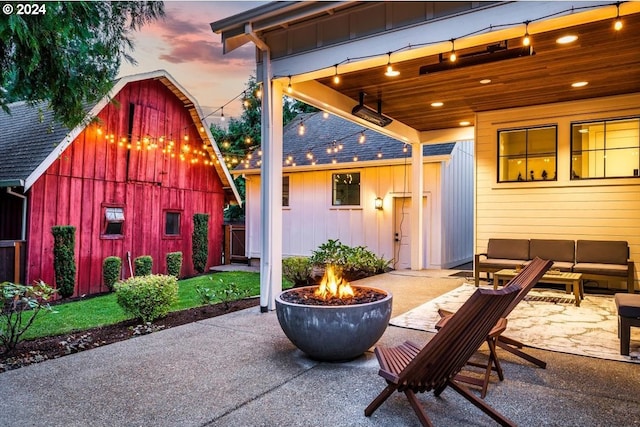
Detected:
left=389, top=283, right=640, bottom=363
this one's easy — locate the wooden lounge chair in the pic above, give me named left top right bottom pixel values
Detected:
left=364, top=285, right=522, bottom=427
left=436, top=257, right=553, bottom=398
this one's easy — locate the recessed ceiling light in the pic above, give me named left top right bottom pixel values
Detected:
left=459, top=121, right=471, bottom=126
left=556, top=35, right=578, bottom=44
left=571, top=81, right=588, bottom=88
left=431, top=102, right=444, bottom=107
left=479, top=79, right=492, bottom=84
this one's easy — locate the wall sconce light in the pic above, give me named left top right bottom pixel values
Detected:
left=374, top=197, right=383, bottom=210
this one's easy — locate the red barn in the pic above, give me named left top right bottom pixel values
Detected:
left=0, top=70, right=241, bottom=296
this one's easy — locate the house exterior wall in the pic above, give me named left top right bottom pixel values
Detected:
left=440, top=140, right=474, bottom=268
left=244, top=151, right=473, bottom=269
left=25, top=79, right=226, bottom=296
left=475, top=93, right=640, bottom=290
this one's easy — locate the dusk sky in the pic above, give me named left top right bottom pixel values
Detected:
left=118, top=1, right=267, bottom=123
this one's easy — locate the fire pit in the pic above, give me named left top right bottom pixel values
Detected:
left=275, top=265, right=392, bottom=362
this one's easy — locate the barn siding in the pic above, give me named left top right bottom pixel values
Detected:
left=25, top=79, right=226, bottom=296
left=475, top=93, right=640, bottom=290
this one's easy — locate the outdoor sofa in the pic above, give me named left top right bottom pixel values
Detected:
left=474, top=238, right=635, bottom=293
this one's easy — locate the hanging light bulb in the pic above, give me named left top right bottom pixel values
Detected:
left=220, top=107, right=225, bottom=121
left=333, top=64, right=340, bottom=84
left=384, top=52, right=400, bottom=77
left=614, top=2, right=623, bottom=31
left=255, top=86, right=262, bottom=98
left=322, top=111, right=329, bottom=119
left=523, top=21, right=531, bottom=47
left=449, top=39, right=457, bottom=62
left=287, top=76, right=293, bottom=94
left=243, top=91, right=250, bottom=108
left=359, top=131, right=366, bottom=144
left=298, top=119, right=305, bottom=136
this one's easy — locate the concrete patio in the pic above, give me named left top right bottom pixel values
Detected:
left=1, top=270, right=639, bottom=426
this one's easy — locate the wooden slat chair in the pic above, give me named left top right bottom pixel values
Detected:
left=365, top=285, right=522, bottom=427
left=435, top=257, right=553, bottom=398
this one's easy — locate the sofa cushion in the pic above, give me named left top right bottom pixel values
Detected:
left=573, top=262, right=628, bottom=277
left=576, top=240, right=628, bottom=264
left=530, top=239, right=575, bottom=263
left=486, top=239, right=529, bottom=260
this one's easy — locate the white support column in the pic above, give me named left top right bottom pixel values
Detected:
left=259, top=55, right=284, bottom=312
left=410, top=142, right=424, bottom=270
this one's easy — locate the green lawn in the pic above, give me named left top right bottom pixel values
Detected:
left=24, top=272, right=290, bottom=340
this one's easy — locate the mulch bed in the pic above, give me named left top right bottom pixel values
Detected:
left=0, top=297, right=259, bottom=373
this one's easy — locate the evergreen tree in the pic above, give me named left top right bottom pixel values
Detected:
left=0, top=1, right=165, bottom=128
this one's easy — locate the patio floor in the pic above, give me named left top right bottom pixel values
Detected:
left=1, top=269, right=638, bottom=426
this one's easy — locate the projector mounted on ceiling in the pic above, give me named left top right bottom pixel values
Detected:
left=351, top=92, right=393, bottom=127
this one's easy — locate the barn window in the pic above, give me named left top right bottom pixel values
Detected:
left=332, top=172, right=360, bottom=206
left=571, top=117, right=640, bottom=179
left=104, top=207, right=124, bottom=236
left=497, top=125, right=557, bottom=182
left=165, top=211, right=181, bottom=236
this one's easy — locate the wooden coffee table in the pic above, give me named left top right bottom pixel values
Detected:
left=493, top=269, right=584, bottom=307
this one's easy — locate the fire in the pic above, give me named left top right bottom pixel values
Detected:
left=314, top=265, right=355, bottom=299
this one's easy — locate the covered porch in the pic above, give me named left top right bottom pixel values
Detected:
left=211, top=1, right=640, bottom=309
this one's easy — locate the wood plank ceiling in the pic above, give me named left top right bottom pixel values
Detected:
left=316, top=12, right=640, bottom=132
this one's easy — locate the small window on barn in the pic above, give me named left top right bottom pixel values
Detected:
left=282, top=176, right=290, bottom=207
left=165, top=212, right=181, bottom=236
left=332, top=172, right=361, bottom=206
left=571, top=117, right=640, bottom=179
left=497, top=125, right=557, bottom=182
left=104, top=207, right=124, bottom=236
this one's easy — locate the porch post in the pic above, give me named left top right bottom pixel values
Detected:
left=259, top=56, right=284, bottom=312
left=410, top=142, right=424, bottom=270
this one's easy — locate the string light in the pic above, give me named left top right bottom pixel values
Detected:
left=449, top=39, right=457, bottom=62
left=298, top=118, right=305, bottom=136
left=333, top=64, right=340, bottom=84
left=614, top=2, right=623, bottom=31
left=384, top=52, right=400, bottom=77
left=287, top=76, right=293, bottom=94
left=322, top=111, right=329, bottom=119
left=359, top=131, right=366, bottom=144
left=523, top=21, right=531, bottom=46
left=220, top=107, right=225, bottom=121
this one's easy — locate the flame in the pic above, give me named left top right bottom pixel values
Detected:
left=314, top=265, right=355, bottom=299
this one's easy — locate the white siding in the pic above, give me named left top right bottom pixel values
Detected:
left=245, top=161, right=449, bottom=266
left=475, top=93, right=640, bottom=290
left=440, top=140, right=474, bottom=268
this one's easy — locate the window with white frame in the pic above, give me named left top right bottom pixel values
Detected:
left=104, top=207, right=124, bottom=236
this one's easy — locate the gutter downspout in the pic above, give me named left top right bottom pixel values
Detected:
left=6, top=187, right=27, bottom=241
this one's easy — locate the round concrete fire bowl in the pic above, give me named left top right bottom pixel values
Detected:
left=275, top=286, right=392, bottom=362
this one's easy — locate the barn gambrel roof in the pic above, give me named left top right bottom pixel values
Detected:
left=0, top=70, right=241, bottom=204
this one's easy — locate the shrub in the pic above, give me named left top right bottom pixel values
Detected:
left=102, top=256, right=122, bottom=291
left=114, top=274, right=178, bottom=323
left=282, top=256, right=313, bottom=287
left=134, top=255, right=153, bottom=276
left=166, top=252, right=183, bottom=278
left=196, top=277, right=250, bottom=310
left=309, top=239, right=391, bottom=281
left=1, top=281, right=57, bottom=354
left=192, top=213, right=210, bottom=273
left=51, top=225, right=76, bottom=298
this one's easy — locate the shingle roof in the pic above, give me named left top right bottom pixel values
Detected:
left=237, top=111, right=455, bottom=172
left=0, top=101, right=75, bottom=186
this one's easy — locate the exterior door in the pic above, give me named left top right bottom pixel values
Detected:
left=393, top=197, right=411, bottom=269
